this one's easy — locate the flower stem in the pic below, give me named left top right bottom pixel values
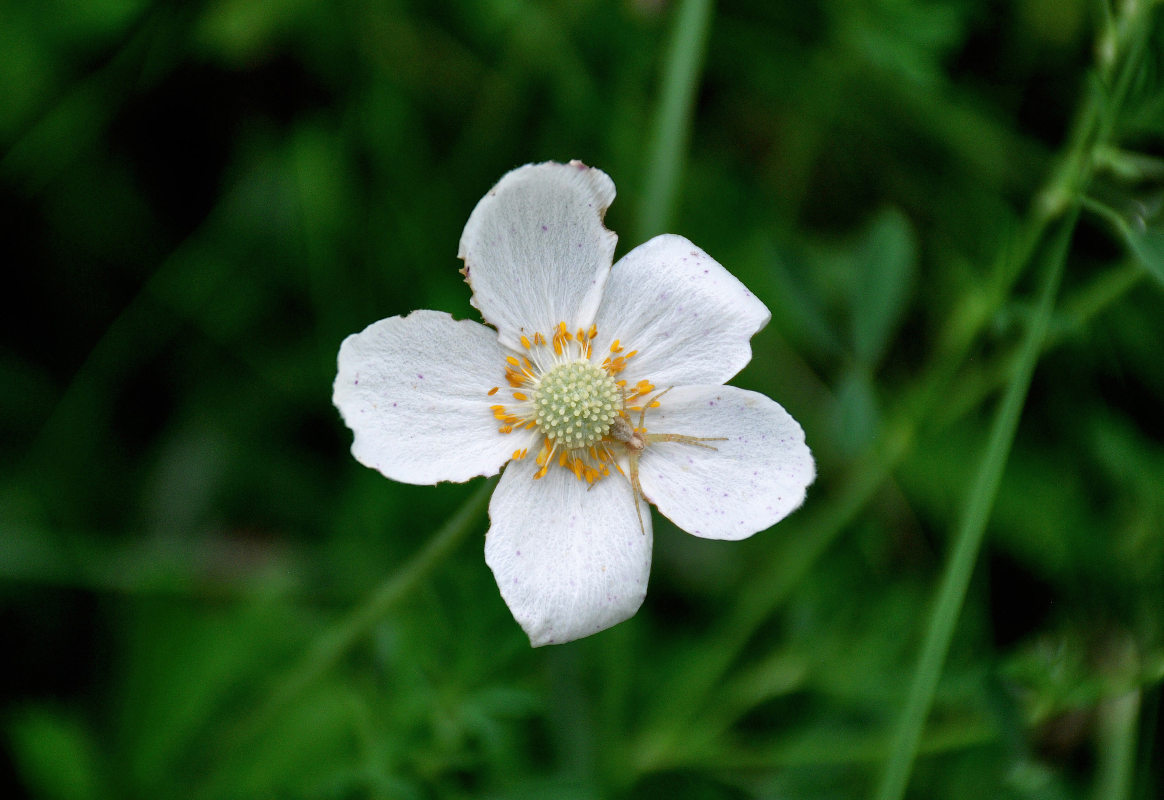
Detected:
left=225, top=478, right=493, bottom=750
left=635, top=0, right=715, bottom=241
left=872, top=210, right=1076, bottom=800
left=1095, top=686, right=1142, bottom=800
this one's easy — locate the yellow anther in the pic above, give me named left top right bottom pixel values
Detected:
left=489, top=328, right=655, bottom=485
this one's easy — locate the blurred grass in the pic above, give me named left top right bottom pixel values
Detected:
left=2, top=1, right=1163, bottom=799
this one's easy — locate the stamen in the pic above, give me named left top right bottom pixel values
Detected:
left=491, top=324, right=682, bottom=488
left=534, top=441, right=556, bottom=468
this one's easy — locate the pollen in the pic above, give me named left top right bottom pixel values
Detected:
left=531, top=360, right=621, bottom=450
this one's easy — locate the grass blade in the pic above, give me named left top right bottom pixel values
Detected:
left=873, top=211, right=1077, bottom=800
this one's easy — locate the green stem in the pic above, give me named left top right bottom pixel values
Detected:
left=635, top=0, right=715, bottom=241
left=934, top=259, right=1145, bottom=431
left=635, top=0, right=1157, bottom=777
left=632, top=254, right=1147, bottom=772
left=219, top=478, right=492, bottom=755
left=1095, top=687, right=1141, bottom=800
left=872, top=211, right=1076, bottom=800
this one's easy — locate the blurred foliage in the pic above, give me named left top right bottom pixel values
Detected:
left=2, top=0, right=1163, bottom=799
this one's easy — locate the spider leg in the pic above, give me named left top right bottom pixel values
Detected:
left=644, top=432, right=727, bottom=450
left=628, top=449, right=647, bottom=535
left=636, top=386, right=675, bottom=431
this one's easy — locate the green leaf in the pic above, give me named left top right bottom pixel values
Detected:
left=835, top=367, right=881, bottom=456
left=850, top=208, right=918, bottom=367
left=1118, top=222, right=1164, bottom=288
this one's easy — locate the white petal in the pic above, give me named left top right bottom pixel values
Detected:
left=458, top=161, right=617, bottom=351
left=637, top=385, right=814, bottom=540
left=485, top=457, right=652, bottom=646
left=333, top=310, right=534, bottom=485
left=591, top=235, right=770, bottom=387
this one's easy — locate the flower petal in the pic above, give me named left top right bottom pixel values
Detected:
left=591, top=235, right=770, bottom=387
left=333, top=310, right=533, bottom=485
left=637, top=385, right=814, bottom=540
left=458, top=161, right=617, bottom=351
left=485, top=456, right=652, bottom=646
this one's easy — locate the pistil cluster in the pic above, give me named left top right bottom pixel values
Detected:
left=532, top=361, right=620, bottom=450
left=488, top=322, right=657, bottom=483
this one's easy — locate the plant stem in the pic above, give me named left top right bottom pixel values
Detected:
left=635, top=1, right=1157, bottom=777
left=635, top=0, right=715, bottom=241
left=1095, top=687, right=1142, bottom=800
left=872, top=211, right=1076, bottom=800
left=221, top=478, right=493, bottom=753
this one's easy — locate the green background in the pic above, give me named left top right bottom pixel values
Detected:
left=2, top=0, right=1162, bottom=798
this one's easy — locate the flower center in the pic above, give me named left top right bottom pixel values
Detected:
left=488, top=321, right=654, bottom=483
left=532, top=360, right=621, bottom=449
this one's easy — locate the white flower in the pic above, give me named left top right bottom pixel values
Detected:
left=333, top=161, right=815, bottom=646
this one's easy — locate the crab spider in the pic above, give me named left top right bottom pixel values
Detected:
left=608, top=387, right=727, bottom=534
